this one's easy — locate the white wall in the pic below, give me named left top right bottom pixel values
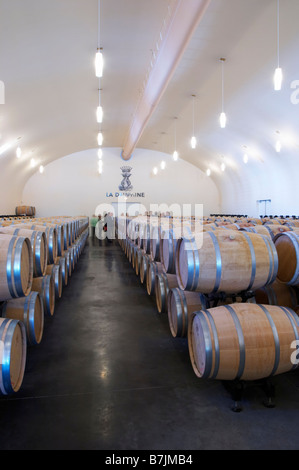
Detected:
left=22, top=147, right=220, bottom=217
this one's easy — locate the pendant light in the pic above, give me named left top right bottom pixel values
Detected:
left=173, top=117, right=179, bottom=161
left=219, top=58, right=227, bottom=128
left=97, top=132, right=103, bottom=146
left=95, top=1, right=103, bottom=78
left=190, top=95, right=197, bottom=149
left=220, top=156, right=225, bottom=172
left=16, top=147, right=22, bottom=159
left=274, top=0, right=282, bottom=91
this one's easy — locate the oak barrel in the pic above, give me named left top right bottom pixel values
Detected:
left=17, top=224, right=58, bottom=265
left=32, top=275, right=55, bottom=317
left=2, top=291, right=44, bottom=345
left=175, top=230, right=278, bottom=294
left=168, top=289, right=207, bottom=338
left=0, top=234, right=33, bottom=301
left=0, top=227, right=47, bottom=277
left=15, top=206, right=35, bottom=217
left=146, top=261, right=164, bottom=296
left=55, top=256, right=68, bottom=287
left=46, top=264, right=63, bottom=299
left=188, top=303, right=299, bottom=381
left=0, top=317, right=27, bottom=394
left=252, top=280, right=299, bottom=309
left=155, top=272, right=178, bottom=313
left=274, top=232, right=299, bottom=286
left=139, top=253, right=150, bottom=285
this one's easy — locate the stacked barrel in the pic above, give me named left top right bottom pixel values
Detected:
left=0, top=215, right=89, bottom=395
left=117, top=214, right=299, bottom=383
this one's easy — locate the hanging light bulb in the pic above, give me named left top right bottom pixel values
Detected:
left=206, top=168, right=211, bottom=176
left=191, top=95, right=197, bottom=149
left=274, top=0, right=282, bottom=90
left=220, top=112, right=227, bottom=129
left=16, top=147, right=22, bottom=159
left=219, top=58, right=227, bottom=128
left=97, top=132, right=103, bottom=146
left=39, top=165, right=44, bottom=174
left=276, top=140, right=281, bottom=153
left=95, top=48, right=103, bottom=78
left=30, top=158, right=36, bottom=168
left=274, top=67, right=282, bottom=91
left=160, top=161, right=166, bottom=170
left=98, top=148, right=103, bottom=159
left=243, top=153, right=248, bottom=164
left=221, top=162, right=225, bottom=172
left=98, top=159, right=103, bottom=174
left=153, top=167, right=158, bottom=175
left=173, top=117, right=179, bottom=161
left=97, top=105, right=103, bottom=123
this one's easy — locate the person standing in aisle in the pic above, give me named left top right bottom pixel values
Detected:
left=90, top=214, right=98, bottom=243
left=95, top=215, right=105, bottom=245
left=106, top=212, right=114, bottom=243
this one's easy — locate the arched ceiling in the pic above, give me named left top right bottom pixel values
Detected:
left=0, top=0, right=299, bottom=203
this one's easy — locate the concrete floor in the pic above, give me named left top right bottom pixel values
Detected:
left=1, top=238, right=299, bottom=450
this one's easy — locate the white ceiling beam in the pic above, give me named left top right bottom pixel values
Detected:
left=121, top=0, right=212, bottom=160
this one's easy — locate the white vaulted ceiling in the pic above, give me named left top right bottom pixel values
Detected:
left=0, top=0, right=299, bottom=214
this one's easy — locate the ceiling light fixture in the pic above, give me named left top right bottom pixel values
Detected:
left=95, top=48, right=104, bottom=78
left=206, top=168, right=211, bottom=176
left=30, top=158, right=36, bottom=168
left=160, top=161, right=166, bottom=170
left=219, top=58, right=227, bottom=128
left=16, top=147, right=22, bottom=159
left=98, top=148, right=103, bottom=159
left=274, top=0, right=282, bottom=91
left=191, top=94, right=197, bottom=149
left=98, top=159, right=103, bottom=174
left=173, top=117, right=179, bottom=161
left=97, top=132, right=103, bottom=146
left=220, top=156, right=226, bottom=172
left=95, top=1, right=103, bottom=78
left=153, top=167, right=158, bottom=175
left=39, top=165, right=44, bottom=174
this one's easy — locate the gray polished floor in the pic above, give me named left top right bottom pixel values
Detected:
left=1, top=238, right=299, bottom=450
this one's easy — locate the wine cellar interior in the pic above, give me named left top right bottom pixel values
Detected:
left=1, top=0, right=299, bottom=452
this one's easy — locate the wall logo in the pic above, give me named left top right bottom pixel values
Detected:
left=106, top=165, right=145, bottom=198
left=119, top=166, right=133, bottom=191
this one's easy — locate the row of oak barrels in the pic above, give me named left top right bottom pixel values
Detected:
left=116, top=215, right=299, bottom=383
left=0, top=216, right=89, bottom=396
